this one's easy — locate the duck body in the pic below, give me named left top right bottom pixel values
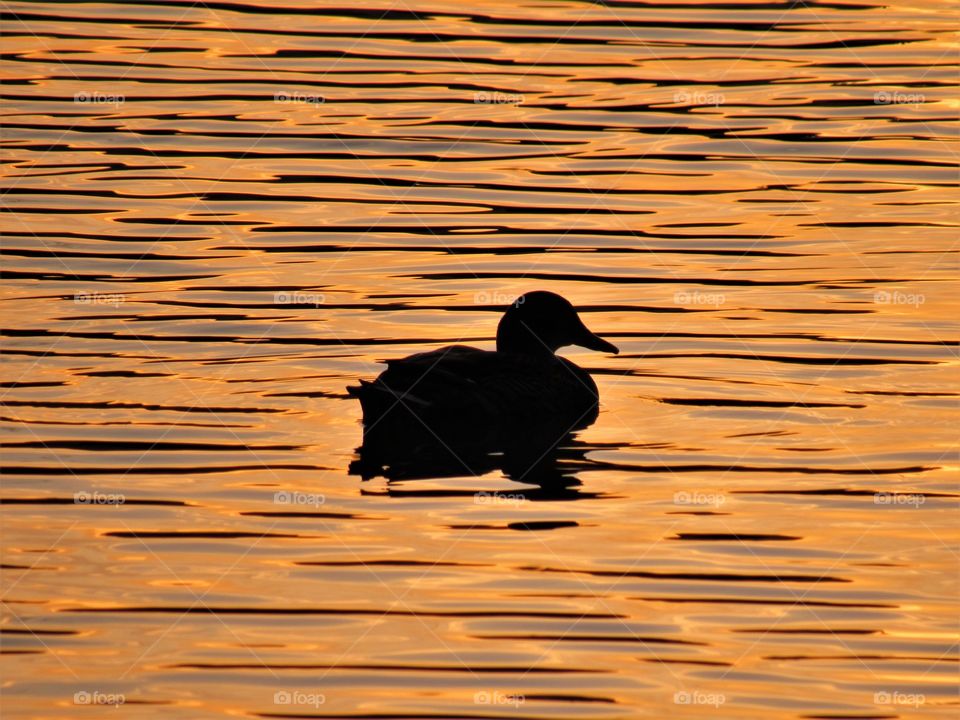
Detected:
left=352, top=344, right=601, bottom=436
left=348, top=291, right=618, bottom=444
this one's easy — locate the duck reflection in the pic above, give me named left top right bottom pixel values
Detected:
left=349, top=416, right=598, bottom=493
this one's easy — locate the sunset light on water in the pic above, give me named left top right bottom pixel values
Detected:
left=1, top=1, right=958, bottom=718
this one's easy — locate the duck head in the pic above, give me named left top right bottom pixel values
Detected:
left=496, top=291, right=619, bottom=356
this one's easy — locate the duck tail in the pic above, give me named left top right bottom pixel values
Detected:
left=347, top=379, right=393, bottom=420
left=348, top=378, right=434, bottom=426
left=346, top=380, right=379, bottom=413
left=345, top=380, right=368, bottom=398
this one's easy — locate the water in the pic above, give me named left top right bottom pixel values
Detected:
left=1, top=0, right=957, bottom=717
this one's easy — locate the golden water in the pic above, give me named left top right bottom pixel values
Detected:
left=1, top=0, right=958, bottom=718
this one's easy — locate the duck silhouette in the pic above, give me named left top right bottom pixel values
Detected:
left=348, top=291, right=618, bottom=478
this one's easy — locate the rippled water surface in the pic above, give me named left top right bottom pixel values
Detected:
left=2, top=0, right=958, bottom=718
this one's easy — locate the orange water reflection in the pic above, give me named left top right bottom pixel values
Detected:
left=1, top=0, right=958, bottom=718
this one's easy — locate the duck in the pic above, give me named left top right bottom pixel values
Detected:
left=348, top=291, right=619, bottom=442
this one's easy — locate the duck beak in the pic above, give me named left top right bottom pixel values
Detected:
left=574, top=320, right=619, bottom=354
